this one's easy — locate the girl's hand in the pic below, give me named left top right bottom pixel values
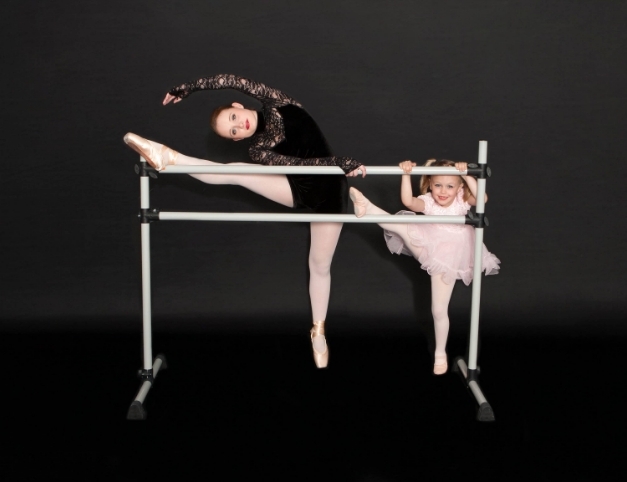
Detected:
left=163, top=93, right=183, bottom=105
left=347, top=165, right=367, bottom=178
left=399, top=160, right=416, bottom=174
left=455, top=162, right=468, bottom=172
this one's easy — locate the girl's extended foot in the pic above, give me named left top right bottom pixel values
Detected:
left=434, top=354, right=448, bottom=375
left=349, top=187, right=370, bottom=218
left=310, top=321, right=329, bottom=369
left=124, top=132, right=179, bottom=171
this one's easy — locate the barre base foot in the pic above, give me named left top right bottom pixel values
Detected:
left=453, top=356, right=495, bottom=422
left=127, top=400, right=147, bottom=420
left=477, top=402, right=495, bottom=422
left=126, top=354, right=168, bottom=421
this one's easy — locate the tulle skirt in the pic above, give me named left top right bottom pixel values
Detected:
left=383, top=211, right=500, bottom=285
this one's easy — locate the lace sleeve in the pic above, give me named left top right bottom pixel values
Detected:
left=168, top=74, right=300, bottom=107
left=249, top=147, right=362, bottom=174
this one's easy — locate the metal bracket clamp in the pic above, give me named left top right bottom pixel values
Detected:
left=134, top=164, right=158, bottom=178
left=465, top=212, right=489, bottom=228
left=452, top=358, right=481, bottom=385
left=139, top=208, right=160, bottom=224
left=466, top=367, right=479, bottom=383
left=466, top=163, right=491, bottom=179
left=137, top=368, right=154, bottom=383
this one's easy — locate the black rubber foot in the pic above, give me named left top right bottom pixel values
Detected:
left=156, top=353, right=168, bottom=370
left=127, top=401, right=147, bottom=420
left=477, top=402, right=495, bottom=422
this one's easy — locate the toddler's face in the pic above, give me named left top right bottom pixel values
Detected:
left=429, top=176, right=463, bottom=208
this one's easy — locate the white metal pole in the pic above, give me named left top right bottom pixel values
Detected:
left=157, top=212, right=468, bottom=224
left=140, top=157, right=153, bottom=370
left=468, top=228, right=484, bottom=370
left=468, top=141, right=487, bottom=371
left=157, top=165, right=472, bottom=175
left=134, top=380, right=152, bottom=404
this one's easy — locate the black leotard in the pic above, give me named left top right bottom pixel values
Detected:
left=169, top=74, right=362, bottom=213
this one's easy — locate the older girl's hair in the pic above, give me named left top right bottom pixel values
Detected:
left=210, top=105, right=232, bottom=133
left=419, top=159, right=471, bottom=201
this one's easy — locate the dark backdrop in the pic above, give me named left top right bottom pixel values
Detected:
left=2, top=0, right=626, bottom=335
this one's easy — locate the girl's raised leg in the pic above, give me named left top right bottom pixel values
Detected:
left=124, top=132, right=294, bottom=207
left=179, top=155, right=294, bottom=207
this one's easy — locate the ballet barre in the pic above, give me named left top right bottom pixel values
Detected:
left=155, top=165, right=489, bottom=176
left=127, top=141, right=494, bottom=422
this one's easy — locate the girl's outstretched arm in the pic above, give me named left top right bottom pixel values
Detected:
left=399, top=160, right=425, bottom=212
left=163, top=74, right=299, bottom=108
left=455, top=162, right=488, bottom=206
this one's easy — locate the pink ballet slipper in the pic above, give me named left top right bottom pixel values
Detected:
left=349, top=187, right=370, bottom=218
left=310, top=321, right=329, bottom=369
left=433, top=354, right=448, bottom=375
left=123, top=132, right=178, bottom=171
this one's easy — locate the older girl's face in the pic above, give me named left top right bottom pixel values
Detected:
left=214, top=103, right=258, bottom=141
left=429, top=175, right=463, bottom=207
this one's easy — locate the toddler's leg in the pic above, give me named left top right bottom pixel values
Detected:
left=430, top=274, right=455, bottom=375
left=349, top=187, right=423, bottom=256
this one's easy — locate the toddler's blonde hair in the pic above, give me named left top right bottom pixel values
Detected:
left=419, top=159, right=471, bottom=201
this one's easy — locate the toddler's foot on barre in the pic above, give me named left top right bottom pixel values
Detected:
left=349, top=187, right=371, bottom=218
left=124, top=132, right=178, bottom=171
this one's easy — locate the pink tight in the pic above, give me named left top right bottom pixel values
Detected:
left=176, top=153, right=342, bottom=336
left=358, top=199, right=455, bottom=358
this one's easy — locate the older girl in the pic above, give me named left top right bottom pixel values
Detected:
left=125, top=74, right=367, bottom=368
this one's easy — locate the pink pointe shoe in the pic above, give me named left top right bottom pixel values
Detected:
left=349, top=187, right=370, bottom=218
left=123, top=132, right=178, bottom=171
left=434, top=354, right=448, bottom=375
left=310, top=321, right=329, bottom=369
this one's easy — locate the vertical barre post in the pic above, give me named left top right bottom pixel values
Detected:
left=453, top=140, right=494, bottom=421
left=128, top=157, right=168, bottom=420
left=468, top=141, right=487, bottom=370
left=140, top=156, right=153, bottom=370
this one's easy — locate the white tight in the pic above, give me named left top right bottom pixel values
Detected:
left=430, top=274, right=455, bottom=358
left=176, top=153, right=342, bottom=337
left=181, top=154, right=295, bottom=207
left=360, top=199, right=455, bottom=357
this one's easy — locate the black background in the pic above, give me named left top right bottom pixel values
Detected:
left=1, top=1, right=626, bottom=479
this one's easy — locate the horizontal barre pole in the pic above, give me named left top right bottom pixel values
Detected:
left=158, top=212, right=468, bottom=224
left=149, top=164, right=470, bottom=176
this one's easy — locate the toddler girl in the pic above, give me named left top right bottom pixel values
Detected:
left=349, top=159, right=500, bottom=374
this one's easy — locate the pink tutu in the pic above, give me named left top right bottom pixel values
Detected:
left=383, top=190, right=500, bottom=285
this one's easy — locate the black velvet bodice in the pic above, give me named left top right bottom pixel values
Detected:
left=272, top=104, right=332, bottom=159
